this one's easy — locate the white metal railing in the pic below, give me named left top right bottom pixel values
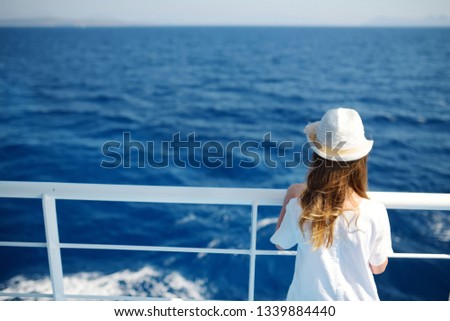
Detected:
left=0, top=181, right=449, bottom=301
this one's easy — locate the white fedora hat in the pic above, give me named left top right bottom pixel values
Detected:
left=304, top=108, right=373, bottom=162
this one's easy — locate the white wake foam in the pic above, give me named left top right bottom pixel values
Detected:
left=257, top=217, right=278, bottom=230
left=1, top=265, right=208, bottom=300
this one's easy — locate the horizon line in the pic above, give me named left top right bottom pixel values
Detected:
left=1, top=24, right=450, bottom=28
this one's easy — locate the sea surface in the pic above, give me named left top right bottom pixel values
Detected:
left=0, top=27, right=449, bottom=300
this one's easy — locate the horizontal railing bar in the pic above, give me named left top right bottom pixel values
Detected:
left=0, top=292, right=53, bottom=299
left=59, top=243, right=250, bottom=255
left=0, top=241, right=47, bottom=248
left=1, top=181, right=450, bottom=210
left=368, top=191, right=450, bottom=211
left=256, top=250, right=450, bottom=259
left=256, top=250, right=297, bottom=256
left=0, top=181, right=283, bottom=206
left=1, top=241, right=448, bottom=259
left=388, top=253, right=450, bottom=260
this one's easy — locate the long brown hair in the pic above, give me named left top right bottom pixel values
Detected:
left=299, top=153, right=369, bottom=249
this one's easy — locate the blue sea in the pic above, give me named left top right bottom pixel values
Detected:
left=0, top=27, right=449, bottom=300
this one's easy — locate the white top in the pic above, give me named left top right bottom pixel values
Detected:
left=270, top=197, right=393, bottom=301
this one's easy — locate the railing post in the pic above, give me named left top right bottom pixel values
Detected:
left=42, top=193, right=65, bottom=300
left=248, top=201, right=258, bottom=301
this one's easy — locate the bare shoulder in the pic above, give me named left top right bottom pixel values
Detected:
left=286, top=183, right=306, bottom=199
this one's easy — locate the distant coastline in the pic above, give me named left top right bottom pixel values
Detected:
left=1, top=15, right=450, bottom=28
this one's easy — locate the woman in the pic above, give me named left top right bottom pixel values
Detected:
left=271, top=108, right=393, bottom=301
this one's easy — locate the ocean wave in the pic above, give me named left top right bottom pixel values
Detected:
left=370, top=113, right=450, bottom=126
left=175, top=212, right=198, bottom=225
left=257, top=217, right=278, bottom=231
left=428, top=213, right=450, bottom=243
left=197, top=239, right=221, bottom=259
left=0, top=266, right=208, bottom=300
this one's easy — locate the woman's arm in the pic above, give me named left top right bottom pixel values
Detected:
left=275, top=183, right=305, bottom=230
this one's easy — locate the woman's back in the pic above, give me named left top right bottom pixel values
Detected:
left=271, top=197, right=393, bottom=300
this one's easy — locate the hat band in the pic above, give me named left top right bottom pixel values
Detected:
left=309, top=133, right=367, bottom=158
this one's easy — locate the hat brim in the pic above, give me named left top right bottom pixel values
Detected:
left=304, top=121, right=373, bottom=162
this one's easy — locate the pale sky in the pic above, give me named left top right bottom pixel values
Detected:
left=1, top=0, right=450, bottom=26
